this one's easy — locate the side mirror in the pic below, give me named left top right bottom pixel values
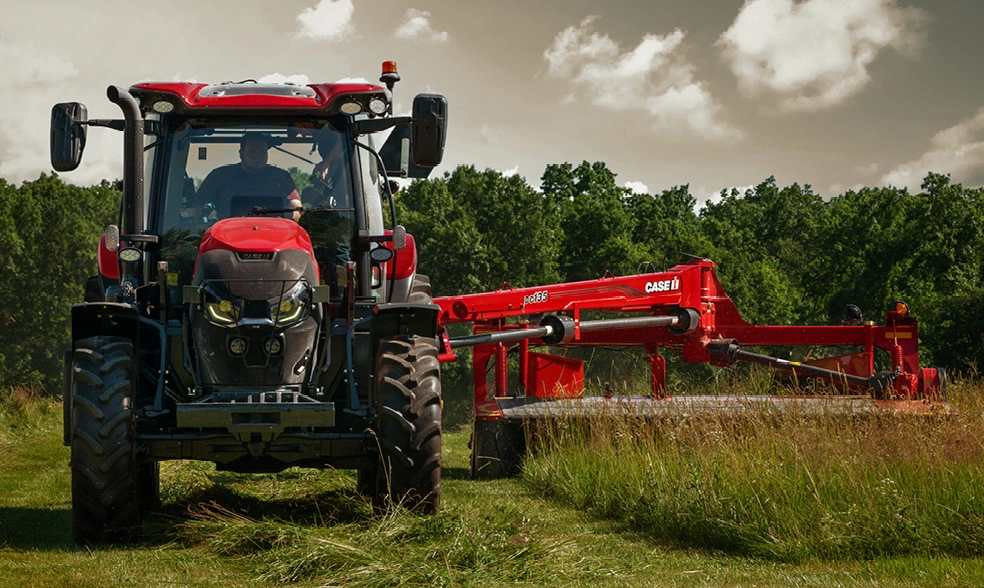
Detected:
left=50, top=102, right=88, bottom=172
left=379, top=124, right=433, bottom=179
left=411, top=94, right=447, bottom=168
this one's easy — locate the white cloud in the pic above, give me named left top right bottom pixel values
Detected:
left=258, top=73, right=311, bottom=86
left=479, top=124, right=501, bottom=147
left=333, top=77, right=371, bottom=84
left=0, top=43, right=119, bottom=185
left=296, top=0, right=355, bottom=42
left=696, top=184, right=756, bottom=209
left=880, top=108, right=984, bottom=191
left=544, top=17, right=741, bottom=141
left=719, top=0, right=923, bottom=112
left=394, top=9, right=449, bottom=43
left=500, top=165, right=520, bottom=177
left=3, top=44, right=77, bottom=84
left=854, top=162, right=880, bottom=175
left=827, top=182, right=867, bottom=196
left=625, top=180, right=649, bottom=194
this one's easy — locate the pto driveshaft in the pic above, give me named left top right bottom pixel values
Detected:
left=706, top=339, right=896, bottom=393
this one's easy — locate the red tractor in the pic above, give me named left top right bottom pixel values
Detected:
left=52, top=63, right=447, bottom=542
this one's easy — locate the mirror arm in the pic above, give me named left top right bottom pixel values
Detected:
left=86, top=120, right=161, bottom=135
left=85, top=119, right=126, bottom=131
left=352, top=116, right=411, bottom=136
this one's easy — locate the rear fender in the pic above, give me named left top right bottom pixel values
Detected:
left=97, top=232, right=120, bottom=281
left=382, top=233, right=417, bottom=303
left=62, top=349, right=71, bottom=446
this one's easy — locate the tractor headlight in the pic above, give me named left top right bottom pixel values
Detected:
left=202, top=287, right=241, bottom=327
left=271, top=282, right=309, bottom=327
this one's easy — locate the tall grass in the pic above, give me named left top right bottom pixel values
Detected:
left=6, top=392, right=984, bottom=585
left=523, top=378, right=984, bottom=562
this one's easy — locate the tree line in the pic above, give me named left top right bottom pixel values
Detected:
left=396, top=163, right=984, bottom=378
left=0, top=174, right=119, bottom=393
left=1, top=165, right=982, bottom=396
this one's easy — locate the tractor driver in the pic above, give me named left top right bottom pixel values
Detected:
left=301, top=132, right=348, bottom=208
left=298, top=131, right=353, bottom=297
left=196, top=134, right=303, bottom=221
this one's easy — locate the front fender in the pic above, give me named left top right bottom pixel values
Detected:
left=71, top=302, right=141, bottom=346
left=370, top=302, right=440, bottom=342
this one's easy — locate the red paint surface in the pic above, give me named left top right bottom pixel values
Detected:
left=97, top=232, right=119, bottom=280
left=199, top=217, right=315, bottom=257
left=130, top=82, right=383, bottom=110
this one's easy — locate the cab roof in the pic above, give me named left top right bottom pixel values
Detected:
left=129, top=81, right=388, bottom=117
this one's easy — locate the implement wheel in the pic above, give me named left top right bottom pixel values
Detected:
left=372, top=335, right=442, bottom=513
left=70, top=336, right=141, bottom=543
left=137, top=462, right=161, bottom=512
left=471, top=419, right=525, bottom=480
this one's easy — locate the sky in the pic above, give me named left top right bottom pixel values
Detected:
left=2, top=0, right=982, bottom=204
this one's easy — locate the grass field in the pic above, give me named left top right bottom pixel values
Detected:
left=2, top=385, right=984, bottom=586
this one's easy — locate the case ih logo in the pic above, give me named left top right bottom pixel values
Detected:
left=645, top=277, right=680, bottom=294
left=237, top=252, right=274, bottom=261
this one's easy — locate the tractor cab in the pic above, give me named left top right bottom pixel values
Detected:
left=152, top=118, right=368, bottom=301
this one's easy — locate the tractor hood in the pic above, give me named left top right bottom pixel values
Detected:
left=199, top=217, right=316, bottom=259
left=190, top=217, right=322, bottom=388
left=195, top=217, right=320, bottom=300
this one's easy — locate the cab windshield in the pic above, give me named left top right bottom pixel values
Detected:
left=157, top=122, right=353, bottom=232
left=155, top=121, right=357, bottom=288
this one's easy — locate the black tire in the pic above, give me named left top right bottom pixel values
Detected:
left=137, top=462, right=161, bottom=512
left=83, top=276, right=102, bottom=302
left=373, top=335, right=442, bottom=513
left=356, top=467, right=378, bottom=499
left=407, top=273, right=432, bottom=304
left=470, top=419, right=525, bottom=480
left=70, top=336, right=141, bottom=543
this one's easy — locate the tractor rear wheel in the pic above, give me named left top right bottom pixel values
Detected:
left=373, top=335, right=442, bottom=513
left=70, top=336, right=141, bottom=543
left=356, top=467, right=378, bottom=501
left=407, top=273, right=432, bottom=304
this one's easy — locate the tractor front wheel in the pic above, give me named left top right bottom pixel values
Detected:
left=372, top=335, right=442, bottom=513
left=70, top=336, right=141, bottom=543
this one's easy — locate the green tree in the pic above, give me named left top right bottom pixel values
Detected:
left=627, top=184, right=709, bottom=269
left=396, top=166, right=562, bottom=295
left=287, top=166, right=312, bottom=194
left=901, top=174, right=984, bottom=369
left=394, top=166, right=565, bottom=426
left=0, top=174, right=119, bottom=393
left=698, top=178, right=826, bottom=325
left=541, top=161, right=646, bottom=282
